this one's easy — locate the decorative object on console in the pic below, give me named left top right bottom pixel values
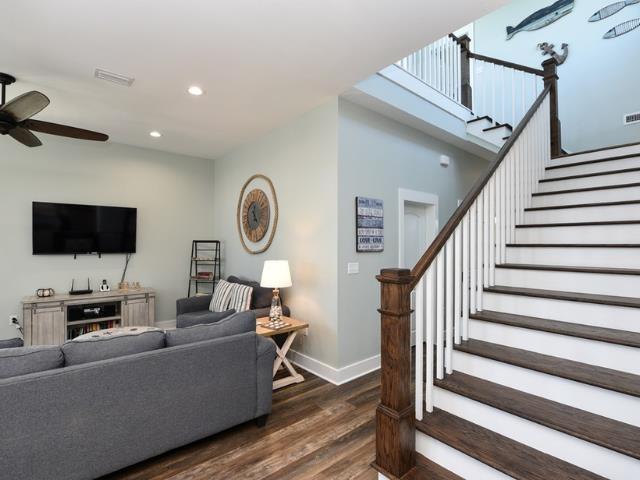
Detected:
left=99, top=280, right=110, bottom=292
left=589, top=0, right=639, bottom=22
left=0, top=72, right=108, bottom=148
left=119, top=252, right=132, bottom=290
left=237, top=174, right=279, bottom=254
left=505, top=0, right=574, bottom=40
left=356, top=196, right=384, bottom=252
left=537, top=42, right=569, bottom=65
left=69, top=278, right=93, bottom=296
left=36, top=288, right=55, bottom=298
left=260, top=260, right=292, bottom=321
left=603, top=18, right=640, bottom=38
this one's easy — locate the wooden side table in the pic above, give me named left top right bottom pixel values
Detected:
left=256, top=316, right=309, bottom=390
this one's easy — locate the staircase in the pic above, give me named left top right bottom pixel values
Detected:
left=375, top=42, right=640, bottom=479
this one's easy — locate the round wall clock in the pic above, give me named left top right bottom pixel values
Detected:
left=237, top=174, right=279, bottom=254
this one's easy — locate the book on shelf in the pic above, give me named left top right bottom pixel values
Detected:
left=68, top=320, right=119, bottom=339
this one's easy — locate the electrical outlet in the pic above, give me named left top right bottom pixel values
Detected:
left=9, top=315, right=18, bottom=326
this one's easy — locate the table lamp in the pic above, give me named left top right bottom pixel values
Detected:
left=260, top=260, right=292, bottom=321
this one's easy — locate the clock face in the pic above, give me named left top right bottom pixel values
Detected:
left=242, top=189, right=270, bottom=242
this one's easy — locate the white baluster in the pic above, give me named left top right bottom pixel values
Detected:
left=436, top=251, right=445, bottom=380
left=501, top=66, right=506, bottom=125
left=470, top=202, right=477, bottom=315
left=462, top=214, right=470, bottom=341
left=415, top=276, right=424, bottom=420
left=491, top=63, right=496, bottom=123
left=445, top=239, right=453, bottom=374
left=501, top=163, right=507, bottom=263
left=428, top=44, right=434, bottom=87
left=425, top=265, right=434, bottom=413
left=511, top=68, right=516, bottom=126
left=521, top=71, right=526, bottom=120
left=476, top=195, right=484, bottom=310
left=455, top=41, right=461, bottom=102
left=454, top=225, right=462, bottom=344
left=483, top=188, right=489, bottom=288
left=489, top=177, right=496, bottom=285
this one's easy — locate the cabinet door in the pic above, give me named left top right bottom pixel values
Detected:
left=32, top=305, right=66, bottom=345
left=122, top=297, right=150, bottom=327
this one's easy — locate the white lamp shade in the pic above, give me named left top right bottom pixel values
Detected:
left=260, top=260, right=292, bottom=288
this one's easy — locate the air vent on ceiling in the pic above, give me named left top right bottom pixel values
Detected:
left=624, top=112, right=640, bottom=125
left=94, top=68, right=135, bottom=87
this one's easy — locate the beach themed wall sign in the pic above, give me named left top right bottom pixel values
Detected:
left=506, top=0, right=575, bottom=40
left=356, top=197, right=384, bottom=252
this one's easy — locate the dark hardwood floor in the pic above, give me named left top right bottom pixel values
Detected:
left=102, top=368, right=381, bottom=480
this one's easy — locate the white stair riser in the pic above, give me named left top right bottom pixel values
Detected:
left=524, top=204, right=640, bottom=223
left=515, top=224, right=640, bottom=243
left=505, top=246, right=640, bottom=269
left=495, top=267, right=640, bottom=297
left=481, top=126, right=510, bottom=146
left=434, top=387, right=639, bottom=480
left=538, top=170, right=640, bottom=193
left=415, top=432, right=513, bottom=480
left=531, top=186, right=640, bottom=207
left=552, top=145, right=640, bottom=166
left=482, top=291, right=640, bottom=332
left=545, top=156, right=640, bottom=179
left=467, top=119, right=494, bottom=137
left=453, top=350, right=640, bottom=426
left=468, top=319, right=640, bottom=375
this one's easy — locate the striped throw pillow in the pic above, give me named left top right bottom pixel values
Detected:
left=228, top=283, right=253, bottom=312
left=209, top=280, right=234, bottom=312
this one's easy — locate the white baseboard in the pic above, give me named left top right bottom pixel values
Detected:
left=288, top=349, right=380, bottom=385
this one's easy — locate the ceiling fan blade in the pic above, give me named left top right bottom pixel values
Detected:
left=21, top=119, right=108, bottom=142
left=8, top=126, right=42, bottom=147
left=0, top=91, right=50, bottom=122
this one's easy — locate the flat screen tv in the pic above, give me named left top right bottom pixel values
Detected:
left=33, top=202, right=137, bottom=255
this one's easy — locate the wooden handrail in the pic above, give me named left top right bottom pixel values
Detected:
left=408, top=85, right=551, bottom=290
left=468, top=52, right=545, bottom=77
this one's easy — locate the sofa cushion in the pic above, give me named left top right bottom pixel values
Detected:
left=228, top=275, right=273, bottom=309
left=0, top=337, right=24, bottom=349
left=177, top=309, right=236, bottom=328
left=166, top=311, right=256, bottom=347
left=228, top=283, right=253, bottom=312
left=0, top=345, right=63, bottom=379
left=209, top=279, right=235, bottom=312
left=62, top=328, right=166, bottom=366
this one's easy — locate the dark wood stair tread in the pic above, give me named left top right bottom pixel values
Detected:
left=455, top=339, right=640, bottom=398
left=467, top=115, right=493, bottom=124
left=496, top=263, right=640, bottom=275
left=410, top=453, right=462, bottom=480
left=485, top=284, right=640, bottom=309
left=483, top=123, right=512, bottom=132
left=471, top=310, right=640, bottom=348
left=516, top=220, right=640, bottom=228
left=540, top=166, right=640, bottom=183
left=526, top=199, right=640, bottom=211
left=416, top=408, right=605, bottom=480
left=436, top=372, right=640, bottom=459
left=552, top=141, right=640, bottom=159
left=532, top=182, right=640, bottom=196
left=547, top=152, right=640, bottom=170
left=506, top=243, right=640, bottom=248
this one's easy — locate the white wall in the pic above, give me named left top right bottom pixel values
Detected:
left=0, top=137, right=214, bottom=339
left=474, top=0, right=640, bottom=152
left=212, top=100, right=340, bottom=367
left=337, top=99, right=487, bottom=368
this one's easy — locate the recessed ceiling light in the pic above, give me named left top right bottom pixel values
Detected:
left=187, top=85, right=204, bottom=96
left=149, top=131, right=162, bottom=138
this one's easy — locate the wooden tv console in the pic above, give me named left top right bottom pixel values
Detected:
left=21, top=288, right=155, bottom=346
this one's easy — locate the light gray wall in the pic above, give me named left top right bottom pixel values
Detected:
left=212, top=100, right=340, bottom=367
left=474, top=0, right=640, bottom=152
left=337, top=99, right=487, bottom=368
left=0, top=137, right=214, bottom=339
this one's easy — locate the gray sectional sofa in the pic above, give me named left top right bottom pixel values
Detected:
left=0, top=311, right=275, bottom=480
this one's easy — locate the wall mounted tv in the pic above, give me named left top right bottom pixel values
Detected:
left=33, top=202, right=137, bottom=255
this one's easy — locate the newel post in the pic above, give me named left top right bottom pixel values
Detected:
left=542, top=58, right=562, bottom=157
left=459, top=35, right=473, bottom=110
left=375, top=268, right=415, bottom=478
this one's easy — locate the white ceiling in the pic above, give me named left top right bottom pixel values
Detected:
left=2, top=0, right=506, bottom=160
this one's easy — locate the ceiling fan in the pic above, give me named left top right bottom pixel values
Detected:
left=0, top=72, right=108, bottom=147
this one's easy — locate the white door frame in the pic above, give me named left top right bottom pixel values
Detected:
left=398, top=188, right=439, bottom=269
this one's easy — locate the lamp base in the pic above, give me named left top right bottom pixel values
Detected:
left=269, top=288, right=283, bottom=321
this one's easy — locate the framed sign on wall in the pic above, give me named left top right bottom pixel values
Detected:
left=356, top=196, right=384, bottom=252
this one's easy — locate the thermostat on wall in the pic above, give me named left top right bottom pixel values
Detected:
left=440, top=155, right=450, bottom=168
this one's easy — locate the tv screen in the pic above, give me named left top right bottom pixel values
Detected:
left=33, top=202, right=137, bottom=255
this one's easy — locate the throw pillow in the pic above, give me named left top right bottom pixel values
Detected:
left=209, top=279, right=235, bottom=312
left=62, top=328, right=166, bottom=366
left=227, top=275, right=273, bottom=309
left=228, top=282, right=253, bottom=312
left=0, top=346, right=64, bottom=379
left=166, top=310, right=256, bottom=347
left=176, top=308, right=236, bottom=328
left=0, top=337, right=24, bottom=349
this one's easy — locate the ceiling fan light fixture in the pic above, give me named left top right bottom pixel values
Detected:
left=149, top=131, right=162, bottom=138
left=187, top=85, right=204, bottom=96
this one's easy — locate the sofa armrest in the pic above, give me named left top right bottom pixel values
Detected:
left=256, top=335, right=276, bottom=418
left=176, top=295, right=212, bottom=316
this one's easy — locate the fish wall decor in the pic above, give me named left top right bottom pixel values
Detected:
left=589, top=0, right=640, bottom=22
left=506, top=0, right=575, bottom=40
left=603, top=18, right=640, bottom=37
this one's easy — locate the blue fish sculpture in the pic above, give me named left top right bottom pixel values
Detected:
left=506, top=0, right=575, bottom=40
